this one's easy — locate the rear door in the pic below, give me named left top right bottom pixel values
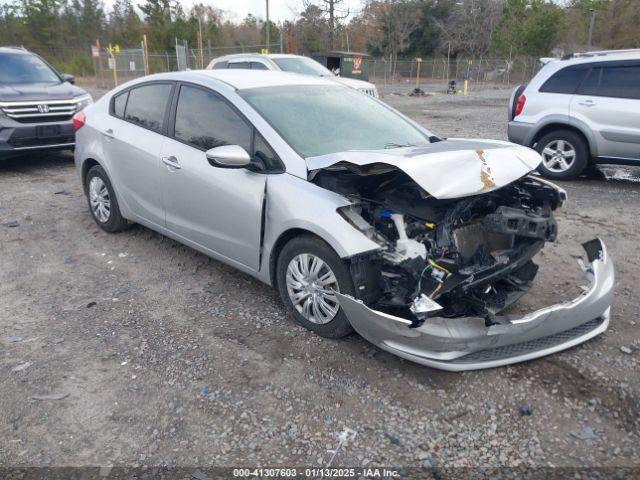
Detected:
left=527, top=65, right=589, bottom=124
left=571, top=61, right=640, bottom=160
left=102, top=82, right=174, bottom=226
left=160, top=83, right=267, bottom=270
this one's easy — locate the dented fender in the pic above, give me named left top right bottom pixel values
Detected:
left=337, top=239, right=614, bottom=371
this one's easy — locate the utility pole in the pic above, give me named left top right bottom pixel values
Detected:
left=265, top=0, right=270, bottom=52
left=197, top=17, right=204, bottom=69
left=588, top=8, right=596, bottom=50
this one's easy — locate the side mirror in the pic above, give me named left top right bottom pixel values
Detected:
left=205, top=145, right=251, bottom=168
left=61, top=74, right=75, bottom=84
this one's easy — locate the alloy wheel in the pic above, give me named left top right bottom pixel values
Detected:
left=541, top=139, right=577, bottom=173
left=88, top=176, right=111, bottom=223
left=285, top=253, right=340, bottom=324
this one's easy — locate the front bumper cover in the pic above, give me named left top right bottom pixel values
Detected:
left=337, top=238, right=614, bottom=371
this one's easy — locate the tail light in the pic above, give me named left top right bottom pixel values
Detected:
left=73, top=111, right=86, bottom=131
left=514, top=94, right=526, bottom=117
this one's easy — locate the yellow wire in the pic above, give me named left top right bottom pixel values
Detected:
left=428, top=259, right=451, bottom=275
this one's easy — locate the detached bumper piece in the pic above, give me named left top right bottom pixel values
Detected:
left=338, top=238, right=614, bottom=371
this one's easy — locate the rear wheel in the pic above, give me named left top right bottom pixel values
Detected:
left=535, top=129, right=589, bottom=180
left=276, top=235, right=354, bottom=338
left=85, top=165, right=129, bottom=232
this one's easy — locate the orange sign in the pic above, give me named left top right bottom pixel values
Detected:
left=352, top=56, right=362, bottom=74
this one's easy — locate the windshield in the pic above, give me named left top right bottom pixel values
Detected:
left=272, top=57, right=334, bottom=77
left=241, top=85, right=430, bottom=158
left=0, top=53, right=61, bottom=84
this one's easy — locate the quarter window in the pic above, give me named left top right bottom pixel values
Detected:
left=124, top=83, right=172, bottom=132
left=113, top=91, right=128, bottom=118
left=211, top=61, right=228, bottom=69
left=253, top=132, right=282, bottom=171
left=539, top=66, right=589, bottom=94
left=174, top=85, right=252, bottom=153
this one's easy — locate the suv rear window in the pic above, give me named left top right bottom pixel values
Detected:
left=539, top=65, right=589, bottom=94
left=228, top=62, right=250, bottom=69
left=124, top=83, right=173, bottom=132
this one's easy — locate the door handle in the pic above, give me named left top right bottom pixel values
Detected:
left=578, top=100, right=596, bottom=107
left=102, top=128, right=115, bottom=140
left=162, top=155, right=181, bottom=170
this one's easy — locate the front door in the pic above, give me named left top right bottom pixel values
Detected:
left=160, top=84, right=266, bottom=270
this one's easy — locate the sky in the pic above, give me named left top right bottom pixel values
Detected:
left=98, top=0, right=364, bottom=23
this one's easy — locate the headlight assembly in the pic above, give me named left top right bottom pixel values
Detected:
left=74, top=93, right=93, bottom=112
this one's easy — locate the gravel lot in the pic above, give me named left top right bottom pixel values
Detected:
left=1, top=84, right=639, bottom=474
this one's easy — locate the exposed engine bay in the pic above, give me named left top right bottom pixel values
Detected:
left=313, top=165, right=565, bottom=326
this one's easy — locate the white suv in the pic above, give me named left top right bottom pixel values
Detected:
left=508, top=49, right=640, bottom=179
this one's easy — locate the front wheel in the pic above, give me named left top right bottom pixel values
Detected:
left=276, top=235, right=355, bottom=338
left=535, top=129, right=589, bottom=180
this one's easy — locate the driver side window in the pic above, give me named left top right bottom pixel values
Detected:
left=174, top=85, right=252, bottom=153
left=173, top=84, right=284, bottom=172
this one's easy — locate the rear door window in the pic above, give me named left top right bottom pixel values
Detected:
left=598, top=66, right=640, bottom=99
left=250, top=62, right=269, bottom=70
left=173, top=84, right=252, bottom=153
left=576, top=67, right=601, bottom=96
left=539, top=65, right=589, bottom=94
left=124, top=83, right=173, bottom=132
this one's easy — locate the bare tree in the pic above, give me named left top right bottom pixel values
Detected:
left=367, top=0, right=422, bottom=78
left=435, top=0, right=502, bottom=58
left=303, top=0, right=349, bottom=49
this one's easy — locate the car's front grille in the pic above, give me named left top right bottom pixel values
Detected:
left=8, top=135, right=75, bottom=148
left=453, top=317, right=606, bottom=364
left=0, top=100, right=77, bottom=123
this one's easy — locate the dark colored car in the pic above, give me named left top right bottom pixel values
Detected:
left=0, top=46, right=92, bottom=158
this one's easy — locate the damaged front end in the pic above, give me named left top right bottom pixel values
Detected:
left=310, top=146, right=614, bottom=370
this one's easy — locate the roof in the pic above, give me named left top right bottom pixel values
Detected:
left=549, top=49, right=640, bottom=66
left=158, top=69, right=336, bottom=91
left=0, top=46, right=30, bottom=55
left=314, top=51, right=371, bottom=58
left=210, top=53, right=314, bottom=62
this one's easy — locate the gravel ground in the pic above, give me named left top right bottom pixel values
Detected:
left=1, top=85, right=639, bottom=475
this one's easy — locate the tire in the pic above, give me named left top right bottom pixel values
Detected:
left=276, top=234, right=355, bottom=338
left=85, top=165, right=129, bottom=232
left=534, top=129, right=589, bottom=180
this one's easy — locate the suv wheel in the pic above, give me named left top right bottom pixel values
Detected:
left=535, top=130, right=588, bottom=180
left=276, top=234, right=354, bottom=338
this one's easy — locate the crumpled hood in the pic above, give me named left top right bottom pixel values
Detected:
left=306, top=138, right=542, bottom=199
left=0, top=82, right=87, bottom=102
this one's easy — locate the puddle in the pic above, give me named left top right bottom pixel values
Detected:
left=601, top=166, right=640, bottom=184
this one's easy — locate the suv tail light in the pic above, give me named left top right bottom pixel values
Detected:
left=73, top=111, right=86, bottom=131
left=514, top=94, right=526, bottom=117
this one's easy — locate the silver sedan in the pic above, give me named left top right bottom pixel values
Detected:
left=73, top=70, right=614, bottom=371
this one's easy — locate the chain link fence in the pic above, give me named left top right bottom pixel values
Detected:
left=89, top=42, right=283, bottom=89
left=40, top=43, right=542, bottom=91
left=370, top=56, right=542, bottom=88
